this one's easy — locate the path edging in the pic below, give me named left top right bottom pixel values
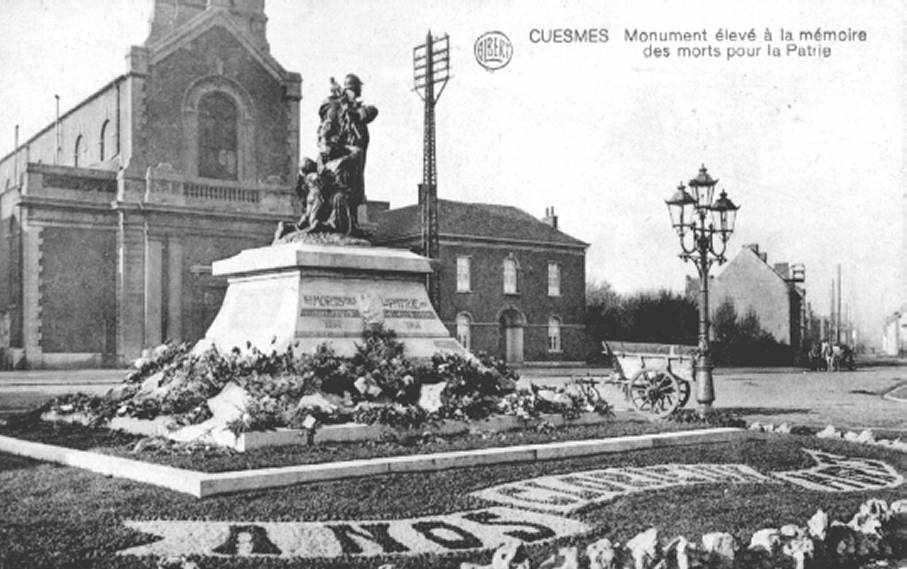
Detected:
left=0, top=427, right=751, bottom=498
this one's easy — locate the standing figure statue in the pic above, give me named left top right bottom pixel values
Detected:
left=276, top=73, right=379, bottom=241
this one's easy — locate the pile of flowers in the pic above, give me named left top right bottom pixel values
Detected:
left=44, top=325, right=612, bottom=434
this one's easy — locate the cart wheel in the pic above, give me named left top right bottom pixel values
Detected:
left=628, top=370, right=681, bottom=418
left=676, top=377, right=691, bottom=408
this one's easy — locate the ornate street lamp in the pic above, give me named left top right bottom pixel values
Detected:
left=665, top=165, right=739, bottom=413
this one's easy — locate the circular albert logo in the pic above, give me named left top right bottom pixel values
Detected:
left=474, top=31, right=513, bottom=71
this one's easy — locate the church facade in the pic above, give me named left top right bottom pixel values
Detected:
left=0, top=0, right=301, bottom=367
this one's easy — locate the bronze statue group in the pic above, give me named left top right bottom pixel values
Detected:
left=276, top=73, right=378, bottom=241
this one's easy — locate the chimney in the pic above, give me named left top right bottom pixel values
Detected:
left=542, top=206, right=559, bottom=229
left=773, top=262, right=790, bottom=280
left=745, top=243, right=767, bottom=263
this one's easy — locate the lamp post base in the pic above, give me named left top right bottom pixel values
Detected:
left=694, top=355, right=714, bottom=415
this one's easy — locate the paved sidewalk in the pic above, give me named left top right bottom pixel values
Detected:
left=0, top=369, right=124, bottom=385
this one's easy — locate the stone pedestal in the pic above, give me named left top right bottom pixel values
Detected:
left=200, top=242, right=465, bottom=358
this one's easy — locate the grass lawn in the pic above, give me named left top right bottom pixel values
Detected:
left=0, top=413, right=732, bottom=472
left=0, top=434, right=905, bottom=568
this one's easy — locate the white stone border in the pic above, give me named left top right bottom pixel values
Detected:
left=748, top=421, right=907, bottom=452
left=0, top=427, right=750, bottom=499
left=41, top=410, right=632, bottom=451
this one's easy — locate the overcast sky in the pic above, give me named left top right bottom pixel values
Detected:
left=0, top=0, right=902, bottom=343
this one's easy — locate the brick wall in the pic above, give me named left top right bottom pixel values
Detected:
left=176, top=233, right=258, bottom=341
left=437, top=241, right=587, bottom=361
left=0, top=214, right=22, bottom=348
left=40, top=227, right=117, bottom=353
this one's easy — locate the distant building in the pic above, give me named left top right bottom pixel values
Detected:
left=699, top=244, right=808, bottom=358
left=881, top=188, right=907, bottom=355
left=374, top=201, right=590, bottom=364
left=0, top=0, right=301, bottom=368
left=882, top=310, right=906, bottom=356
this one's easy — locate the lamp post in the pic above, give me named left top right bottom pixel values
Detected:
left=665, top=165, right=739, bottom=414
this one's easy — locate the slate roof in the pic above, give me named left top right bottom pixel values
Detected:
left=373, top=199, right=588, bottom=249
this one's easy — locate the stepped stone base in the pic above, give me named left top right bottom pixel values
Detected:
left=199, top=242, right=464, bottom=358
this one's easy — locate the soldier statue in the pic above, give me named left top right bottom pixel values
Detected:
left=276, top=74, right=379, bottom=241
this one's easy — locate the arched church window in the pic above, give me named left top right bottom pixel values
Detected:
left=73, top=135, right=83, bottom=167
left=198, top=91, right=238, bottom=180
left=100, top=120, right=114, bottom=161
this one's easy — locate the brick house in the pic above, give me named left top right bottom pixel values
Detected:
left=0, top=0, right=301, bottom=367
left=373, top=200, right=590, bottom=364
left=704, top=244, right=807, bottom=357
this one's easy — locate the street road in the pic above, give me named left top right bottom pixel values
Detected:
left=712, top=366, right=907, bottom=432
left=520, top=364, right=907, bottom=432
left=0, top=365, right=904, bottom=431
left=0, top=369, right=122, bottom=418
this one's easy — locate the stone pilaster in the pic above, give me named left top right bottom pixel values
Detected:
left=166, top=239, right=183, bottom=342
left=117, top=212, right=146, bottom=362
left=120, top=46, right=150, bottom=179
left=285, top=72, right=302, bottom=182
left=21, top=224, right=42, bottom=368
left=144, top=237, right=163, bottom=347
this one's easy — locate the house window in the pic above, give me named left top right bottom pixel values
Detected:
left=548, top=316, right=562, bottom=352
left=73, top=135, right=83, bottom=167
left=548, top=262, right=561, bottom=297
left=198, top=91, right=238, bottom=180
left=456, top=313, right=471, bottom=350
left=503, top=256, right=519, bottom=294
left=456, top=256, right=471, bottom=292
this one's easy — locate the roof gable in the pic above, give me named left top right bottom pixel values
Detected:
left=716, top=246, right=789, bottom=288
left=148, top=7, right=288, bottom=83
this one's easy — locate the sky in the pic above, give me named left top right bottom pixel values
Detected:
left=0, top=0, right=903, bottom=344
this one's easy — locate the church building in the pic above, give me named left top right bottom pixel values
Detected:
left=0, top=0, right=301, bottom=368
left=0, top=0, right=589, bottom=368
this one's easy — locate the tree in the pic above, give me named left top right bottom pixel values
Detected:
left=585, top=282, right=696, bottom=345
left=737, top=309, right=767, bottom=342
left=585, top=281, right=625, bottom=343
left=712, top=297, right=738, bottom=343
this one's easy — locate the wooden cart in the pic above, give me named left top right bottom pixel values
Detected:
left=603, top=341, right=696, bottom=417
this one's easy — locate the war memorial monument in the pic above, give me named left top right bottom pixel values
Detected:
left=201, top=74, right=464, bottom=359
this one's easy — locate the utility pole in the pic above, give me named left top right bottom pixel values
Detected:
left=829, top=278, right=836, bottom=342
left=54, top=94, right=61, bottom=165
left=413, top=30, right=450, bottom=313
left=837, top=264, right=843, bottom=345
left=13, top=125, right=18, bottom=185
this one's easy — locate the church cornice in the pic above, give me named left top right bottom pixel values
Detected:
left=110, top=200, right=294, bottom=223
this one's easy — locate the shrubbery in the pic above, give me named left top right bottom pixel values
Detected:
left=586, top=282, right=698, bottom=353
left=711, top=298, right=793, bottom=366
